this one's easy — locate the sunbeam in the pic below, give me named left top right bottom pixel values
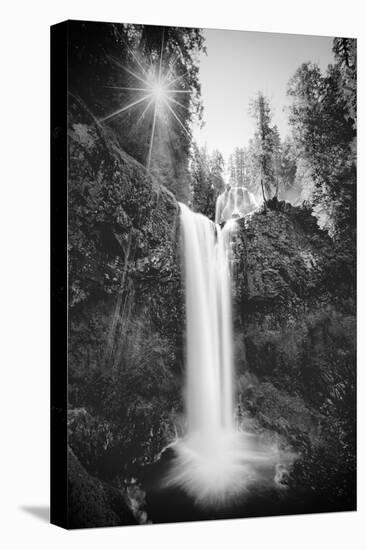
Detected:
left=147, top=103, right=158, bottom=170
left=168, top=95, right=190, bottom=112
left=99, top=31, right=192, bottom=169
left=163, top=98, right=191, bottom=138
left=99, top=94, right=152, bottom=123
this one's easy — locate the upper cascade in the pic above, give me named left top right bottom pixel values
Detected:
left=215, top=185, right=259, bottom=224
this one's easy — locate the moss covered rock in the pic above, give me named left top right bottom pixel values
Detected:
left=67, top=98, right=184, bottom=494
left=233, top=201, right=356, bottom=507
left=67, top=447, right=137, bottom=528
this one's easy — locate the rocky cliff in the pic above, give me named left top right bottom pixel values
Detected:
left=67, top=98, right=184, bottom=523
left=233, top=200, right=356, bottom=509
left=67, top=100, right=355, bottom=523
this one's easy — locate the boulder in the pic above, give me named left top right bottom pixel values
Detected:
left=67, top=447, right=137, bottom=528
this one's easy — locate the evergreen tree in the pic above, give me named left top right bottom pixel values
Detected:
left=249, top=93, right=281, bottom=202
left=333, top=38, right=357, bottom=128
left=209, top=150, right=226, bottom=194
left=276, top=136, right=298, bottom=199
left=190, top=144, right=225, bottom=220
left=68, top=21, right=205, bottom=202
left=287, top=59, right=356, bottom=239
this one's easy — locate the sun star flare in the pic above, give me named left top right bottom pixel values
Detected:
left=99, top=36, right=192, bottom=169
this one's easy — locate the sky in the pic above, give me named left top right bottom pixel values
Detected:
left=193, top=29, right=334, bottom=160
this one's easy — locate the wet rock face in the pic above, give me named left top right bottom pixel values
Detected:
left=67, top=447, right=137, bottom=529
left=233, top=202, right=355, bottom=400
left=232, top=202, right=356, bottom=508
left=235, top=203, right=339, bottom=305
left=68, top=98, right=183, bottom=380
left=68, top=98, right=181, bottom=311
left=67, top=99, right=184, bottom=526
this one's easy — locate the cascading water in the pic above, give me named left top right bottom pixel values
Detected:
left=180, top=203, right=234, bottom=439
left=164, top=202, right=283, bottom=508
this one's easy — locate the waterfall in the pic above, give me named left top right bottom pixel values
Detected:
left=165, top=204, right=251, bottom=507
left=164, top=203, right=290, bottom=508
left=180, top=203, right=235, bottom=438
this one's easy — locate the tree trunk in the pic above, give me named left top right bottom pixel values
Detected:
left=261, top=175, right=267, bottom=206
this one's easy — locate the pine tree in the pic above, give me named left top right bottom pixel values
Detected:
left=190, top=144, right=225, bottom=220
left=249, top=92, right=280, bottom=203
left=287, top=60, right=356, bottom=239
left=209, top=150, right=225, bottom=194
left=68, top=22, right=205, bottom=202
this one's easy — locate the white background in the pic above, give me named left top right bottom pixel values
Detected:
left=0, top=0, right=364, bottom=548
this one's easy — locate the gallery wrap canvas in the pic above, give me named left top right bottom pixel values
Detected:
left=51, top=20, right=356, bottom=529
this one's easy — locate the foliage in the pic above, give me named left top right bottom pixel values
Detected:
left=189, top=144, right=225, bottom=219
left=287, top=48, right=356, bottom=240
left=333, top=37, right=357, bottom=129
left=277, top=137, right=297, bottom=193
left=227, top=147, right=250, bottom=188
left=68, top=21, right=205, bottom=202
left=248, top=93, right=282, bottom=202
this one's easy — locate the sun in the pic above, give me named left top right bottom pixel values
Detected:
left=151, top=80, right=167, bottom=103
left=98, top=31, right=192, bottom=170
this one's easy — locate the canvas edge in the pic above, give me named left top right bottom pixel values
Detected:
left=50, top=20, right=69, bottom=530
